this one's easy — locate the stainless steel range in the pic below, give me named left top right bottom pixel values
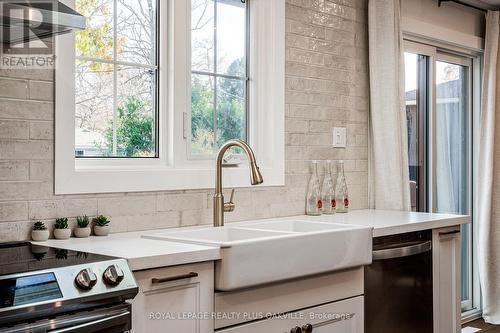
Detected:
left=0, top=242, right=138, bottom=333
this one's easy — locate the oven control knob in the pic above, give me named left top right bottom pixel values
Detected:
left=290, top=327, right=302, bottom=333
left=75, top=268, right=97, bottom=291
left=103, top=264, right=124, bottom=286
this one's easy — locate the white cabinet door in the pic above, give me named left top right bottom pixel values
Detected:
left=433, top=227, right=461, bottom=333
left=131, top=262, right=214, bottom=333
left=218, top=296, right=364, bottom=333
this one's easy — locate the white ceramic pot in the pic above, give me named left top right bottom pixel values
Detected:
left=54, top=228, right=71, bottom=240
left=94, top=225, right=110, bottom=236
left=74, top=227, right=91, bottom=238
left=31, top=229, right=49, bottom=242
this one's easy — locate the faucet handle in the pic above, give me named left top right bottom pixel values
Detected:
left=224, top=189, right=236, bottom=212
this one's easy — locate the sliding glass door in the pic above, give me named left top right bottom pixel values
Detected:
left=404, top=42, right=477, bottom=317
left=434, top=55, right=473, bottom=311
left=435, top=58, right=471, bottom=216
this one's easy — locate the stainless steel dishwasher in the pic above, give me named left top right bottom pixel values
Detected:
left=365, top=230, right=433, bottom=333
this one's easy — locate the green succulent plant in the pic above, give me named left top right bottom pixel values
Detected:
left=54, top=218, right=69, bottom=229
left=76, top=215, right=90, bottom=228
left=92, top=215, right=110, bottom=227
left=33, top=221, right=47, bottom=231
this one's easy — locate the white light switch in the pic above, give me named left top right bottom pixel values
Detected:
left=333, top=127, right=347, bottom=148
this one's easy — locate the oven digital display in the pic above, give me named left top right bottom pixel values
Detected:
left=0, top=273, right=62, bottom=308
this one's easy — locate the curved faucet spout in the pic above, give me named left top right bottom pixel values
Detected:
left=214, top=140, right=263, bottom=227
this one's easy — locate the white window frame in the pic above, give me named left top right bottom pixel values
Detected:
left=55, top=0, right=285, bottom=194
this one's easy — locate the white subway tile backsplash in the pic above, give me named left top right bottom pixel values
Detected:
left=29, top=121, right=53, bottom=140
left=98, top=196, right=157, bottom=216
left=0, top=98, right=53, bottom=120
left=0, top=221, right=32, bottom=242
left=0, top=78, right=28, bottom=99
left=29, top=198, right=97, bottom=220
left=0, top=181, right=53, bottom=201
left=0, top=202, right=28, bottom=222
left=0, top=161, right=29, bottom=181
left=0, top=140, right=53, bottom=159
left=181, top=209, right=211, bottom=227
left=0, top=69, right=53, bottom=81
left=157, top=193, right=206, bottom=212
left=29, top=160, right=53, bottom=180
left=286, top=19, right=326, bottom=39
left=0, top=120, right=28, bottom=139
left=29, top=81, right=54, bottom=101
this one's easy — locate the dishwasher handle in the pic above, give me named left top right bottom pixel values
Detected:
left=373, top=240, right=432, bottom=260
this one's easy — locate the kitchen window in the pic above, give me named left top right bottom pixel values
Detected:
left=55, top=0, right=285, bottom=194
left=74, top=0, right=159, bottom=158
left=404, top=40, right=481, bottom=320
left=190, top=0, right=249, bottom=157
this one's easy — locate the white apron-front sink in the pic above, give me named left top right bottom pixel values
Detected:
left=143, top=220, right=372, bottom=291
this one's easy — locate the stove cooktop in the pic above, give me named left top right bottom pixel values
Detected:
left=0, top=242, right=119, bottom=277
left=0, top=242, right=138, bottom=328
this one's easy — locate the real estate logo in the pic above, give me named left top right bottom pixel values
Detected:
left=0, top=0, right=55, bottom=69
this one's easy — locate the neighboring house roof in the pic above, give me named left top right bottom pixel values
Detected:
left=75, top=128, right=104, bottom=149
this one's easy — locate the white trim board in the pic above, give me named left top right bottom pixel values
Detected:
left=402, top=17, right=484, bottom=53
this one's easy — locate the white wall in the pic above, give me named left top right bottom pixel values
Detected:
left=401, top=0, right=485, bottom=50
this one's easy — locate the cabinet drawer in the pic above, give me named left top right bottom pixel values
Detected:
left=217, top=296, right=364, bottom=333
left=135, top=262, right=212, bottom=292
left=132, top=262, right=214, bottom=333
left=215, top=267, right=363, bottom=329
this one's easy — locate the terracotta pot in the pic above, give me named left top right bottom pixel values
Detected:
left=74, top=227, right=91, bottom=238
left=94, top=225, right=110, bottom=236
left=31, top=229, right=49, bottom=242
left=54, top=228, right=71, bottom=240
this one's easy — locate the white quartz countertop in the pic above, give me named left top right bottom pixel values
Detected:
left=37, top=231, right=221, bottom=271
left=34, top=210, right=469, bottom=270
left=297, top=209, right=470, bottom=237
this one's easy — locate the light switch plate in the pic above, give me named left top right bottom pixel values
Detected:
left=333, top=127, right=347, bottom=148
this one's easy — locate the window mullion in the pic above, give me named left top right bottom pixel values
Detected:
left=213, top=0, right=218, bottom=153
left=75, top=56, right=157, bottom=70
left=191, top=70, right=245, bottom=81
left=112, top=0, right=118, bottom=156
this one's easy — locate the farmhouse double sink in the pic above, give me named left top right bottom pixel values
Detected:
left=143, top=219, right=372, bottom=290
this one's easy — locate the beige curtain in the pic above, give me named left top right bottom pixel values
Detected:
left=367, top=0, right=411, bottom=211
left=478, top=10, right=500, bottom=324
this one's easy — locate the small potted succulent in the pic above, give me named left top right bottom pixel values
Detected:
left=31, top=221, right=49, bottom=242
left=53, top=218, right=71, bottom=240
left=92, top=215, right=110, bottom=236
left=74, top=215, right=91, bottom=238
